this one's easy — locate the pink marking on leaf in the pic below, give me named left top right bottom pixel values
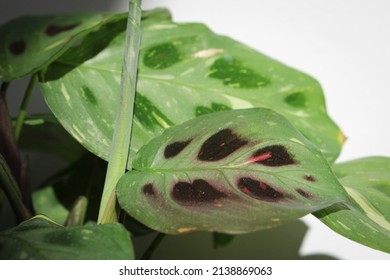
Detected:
left=250, top=152, right=272, bottom=163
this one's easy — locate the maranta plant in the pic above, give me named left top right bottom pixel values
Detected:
left=117, top=108, right=348, bottom=234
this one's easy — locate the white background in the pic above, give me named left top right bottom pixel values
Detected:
left=1, top=260, right=389, bottom=279
left=0, top=260, right=388, bottom=279
left=1, top=0, right=389, bottom=259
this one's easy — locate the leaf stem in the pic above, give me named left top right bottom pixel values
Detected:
left=0, top=153, right=32, bottom=221
left=141, top=233, right=166, bottom=260
left=98, top=0, right=143, bottom=224
left=14, top=74, right=38, bottom=141
left=65, top=196, right=88, bottom=226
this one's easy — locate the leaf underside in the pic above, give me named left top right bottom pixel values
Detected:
left=0, top=215, right=134, bottom=260
left=116, top=108, right=348, bottom=234
left=315, top=157, right=390, bottom=253
left=39, top=11, right=343, bottom=165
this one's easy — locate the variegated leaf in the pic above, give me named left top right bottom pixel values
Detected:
left=315, top=157, right=390, bottom=253
left=116, top=108, right=348, bottom=234
left=40, top=15, right=343, bottom=164
left=0, top=13, right=126, bottom=81
left=0, top=8, right=171, bottom=81
left=0, top=215, right=134, bottom=259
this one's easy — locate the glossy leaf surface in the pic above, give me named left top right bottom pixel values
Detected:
left=315, top=157, right=390, bottom=253
left=0, top=9, right=171, bottom=81
left=40, top=16, right=343, bottom=164
left=117, top=108, right=348, bottom=234
left=0, top=215, right=134, bottom=259
left=0, top=13, right=127, bottom=81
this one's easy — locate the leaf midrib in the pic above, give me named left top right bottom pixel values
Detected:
left=134, top=165, right=335, bottom=186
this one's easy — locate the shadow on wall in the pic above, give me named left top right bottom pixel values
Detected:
left=133, top=219, right=337, bottom=260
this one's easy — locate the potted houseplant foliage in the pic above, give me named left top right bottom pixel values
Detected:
left=0, top=0, right=389, bottom=259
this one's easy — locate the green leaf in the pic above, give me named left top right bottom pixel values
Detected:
left=0, top=215, right=134, bottom=259
left=140, top=7, right=172, bottom=22
left=32, top=154, right=107, bottom=225
left=0, top=8, right=171, bottom=81
left=0, top=13, right=128, bottom=81
left=33, top=184, right=69, bottom=225
left=18, top=114, right=85, bottom=162
left=116, top=108, right=348, bottom=234
left=314, top=157, right=390, bottom=253
left=40, top=17, right=343, bottom=166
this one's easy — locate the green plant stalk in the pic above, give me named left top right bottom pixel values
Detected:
left=0, top=154, right=32, bottom=221
left=65, top=195, right=88, bottom=226
left=98, top=0, right=143, bottom=224
left=14, top=73, right=38, bottom=141
left=141, top=233, right=165, bottom=260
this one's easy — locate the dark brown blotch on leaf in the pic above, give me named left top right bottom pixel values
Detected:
left=251, top=145, right=296, bottom=166
left=164, top=140, right=192, bottom=158
left=142, top=183, right=155, bottom=196
left=295, top=188, right=312, bottom=199
left=172, top=179, right=226, bottom=205
left=9, top=40, right=26, bottom=55
left=198, top=128, right=248, bottom=161
left=238, top=177, right=284, bottom=202
left=45, top=23, right=80, bottom=36
left=303, top=175, right=316, bottom=182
